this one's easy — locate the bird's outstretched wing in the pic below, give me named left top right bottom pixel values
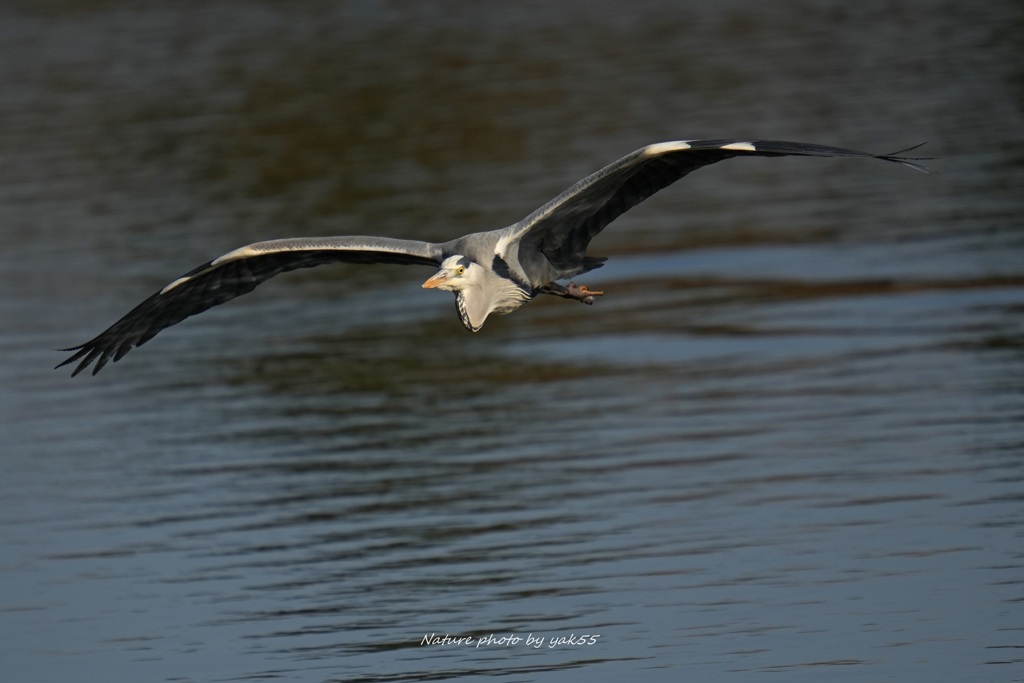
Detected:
left=57, top=236, right=442, bottom=376
left=509, top=139, right=930, bottom=278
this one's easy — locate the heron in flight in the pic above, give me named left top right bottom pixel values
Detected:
left=58, top=139, right=927, bottom=376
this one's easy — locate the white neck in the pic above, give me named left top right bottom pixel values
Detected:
left=455, top=268, right=532, bottom=331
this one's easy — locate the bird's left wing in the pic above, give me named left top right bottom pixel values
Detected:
left=505, top=139, right=929, bottom=279
left=57, top=236, right=443, bottom=376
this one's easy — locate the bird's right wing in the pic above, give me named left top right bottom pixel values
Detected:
left=57, top=236, right=443, bottom=376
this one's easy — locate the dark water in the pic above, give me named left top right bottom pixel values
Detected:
left=2, top=2, right=1023, bottom=681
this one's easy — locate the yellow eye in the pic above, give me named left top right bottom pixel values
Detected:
left=456, top=265, right=466, bottom=276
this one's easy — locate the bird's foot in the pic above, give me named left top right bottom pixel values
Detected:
left=565, top=282, right=604, bottom=306
left=538, top=281, right=605, bottom=305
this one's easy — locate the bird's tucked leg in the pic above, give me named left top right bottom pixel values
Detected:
left=538, top=281, right=605, bottom=305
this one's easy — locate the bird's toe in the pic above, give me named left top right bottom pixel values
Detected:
left=566, top=282, right=604, bottom=303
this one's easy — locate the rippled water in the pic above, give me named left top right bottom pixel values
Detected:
left=2, top=2, right=1023, bottom=682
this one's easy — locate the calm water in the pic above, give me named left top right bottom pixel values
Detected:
left=2, top=2, right=1023, bottom=682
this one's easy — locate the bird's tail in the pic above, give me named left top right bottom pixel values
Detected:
left=579, top=256, right=608, bottom=275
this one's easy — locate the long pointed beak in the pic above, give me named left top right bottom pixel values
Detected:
left=421, top=270, right=450, bottom=289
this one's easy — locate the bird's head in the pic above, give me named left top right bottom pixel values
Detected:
left=422, top=255, right=496, bottom=332
left=421, top=256, right=480, bottom=293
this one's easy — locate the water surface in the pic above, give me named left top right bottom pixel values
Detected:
left=1, top=2, right=1022, bottom=682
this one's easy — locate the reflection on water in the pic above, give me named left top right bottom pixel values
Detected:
left=2, top=1, right=1023, bottom=682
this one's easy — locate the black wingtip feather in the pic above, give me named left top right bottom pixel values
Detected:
left=878, top=142, right=933, bottom=174
left=54, top=341, right=105, bottom=376
left=54, top=346, right=97, bottom=377
left=90, top=353, right=111, bottom=376
left=54, top=346, right=86, bottom=370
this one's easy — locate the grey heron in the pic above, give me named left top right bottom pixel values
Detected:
left=58, top=139, right=928, bottom=376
